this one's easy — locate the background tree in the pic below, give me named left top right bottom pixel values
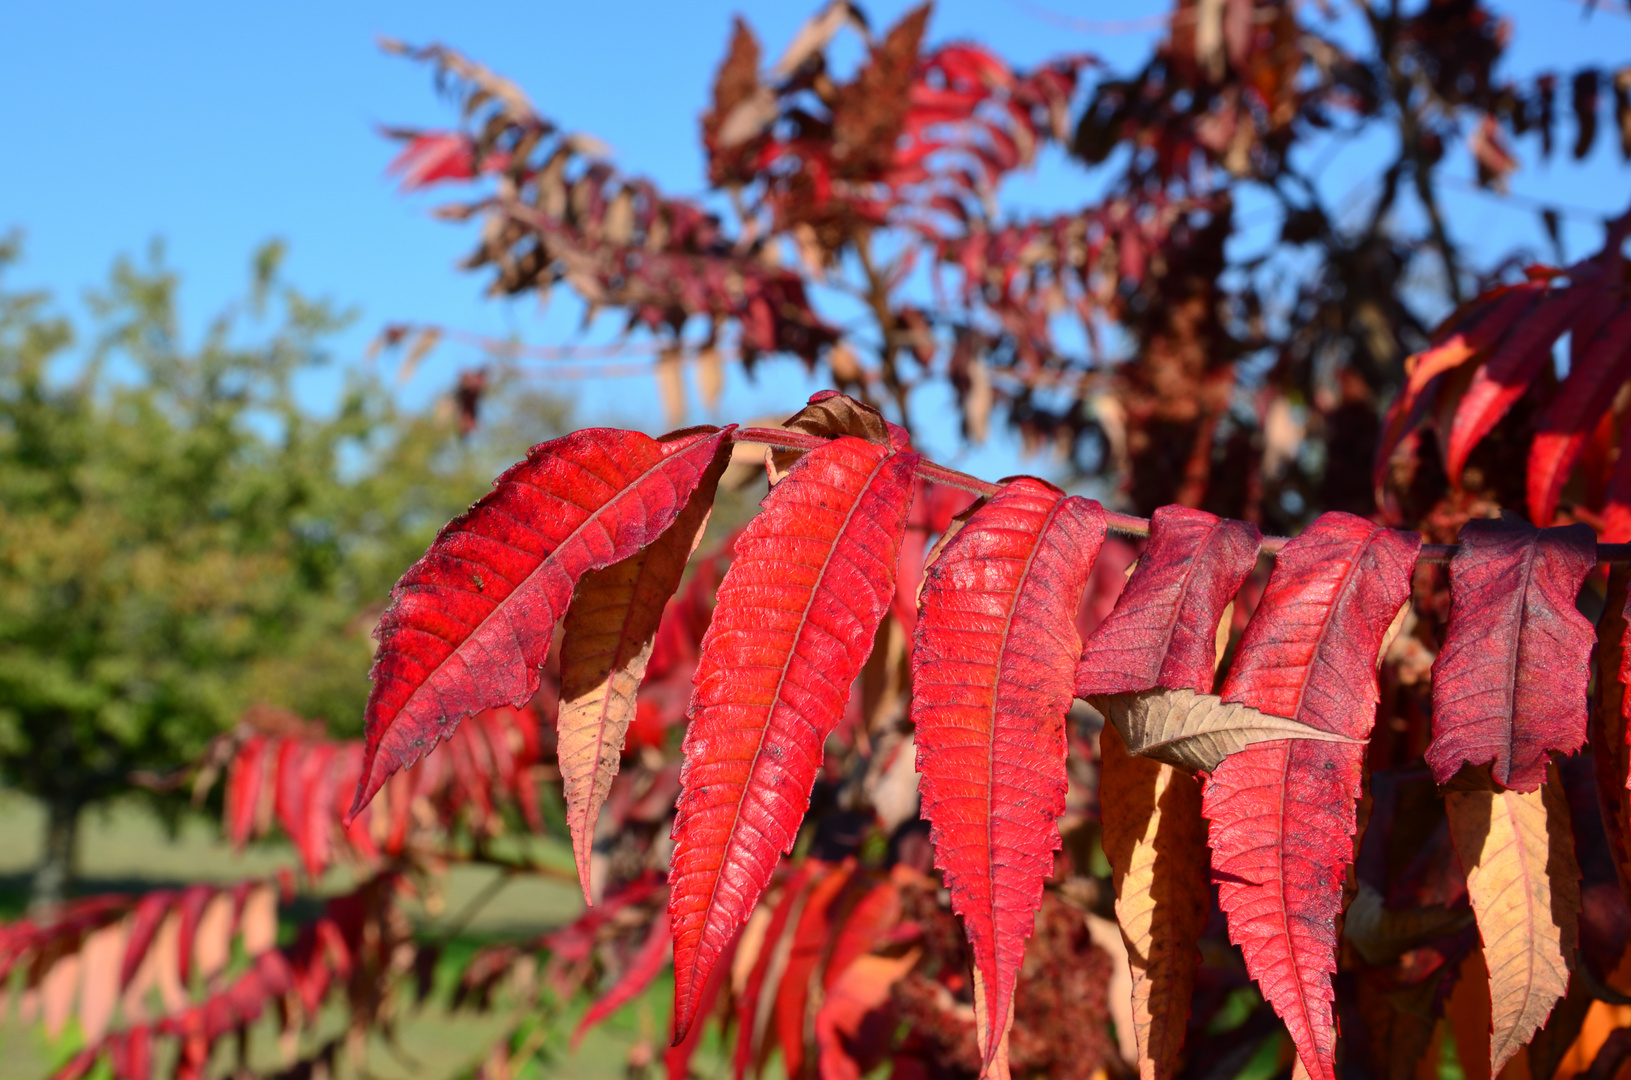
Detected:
left=0, top=237, right=570, bottom=908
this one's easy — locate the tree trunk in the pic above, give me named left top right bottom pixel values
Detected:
left=30, top=789, right=82, bottom=912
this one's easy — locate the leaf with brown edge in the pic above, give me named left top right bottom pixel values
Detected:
left=1098, top=722, right=1209, bottom=1080
left=1201, top=512, right=1420, bottom=1080
left=1076, top=505, right=1260, bottom=698
left=912, top=479, right=1107, bottom=1080
left=557, top=438, right=728, bottom=901
left=1425, top=517, right=1597, bottom=793
left=351, top=425, right=734, bottom=820
left=1092, top=688, right=1362, bottom=774
left=1445, top=769, right=1582, bottom=1075
left=669, top=436, right=918, bottom=1044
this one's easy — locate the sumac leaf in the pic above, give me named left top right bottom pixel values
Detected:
left=1592, top=568, right=1631, bottom=906
left=1527, top=299, right=1631, bottom=525
left=669, top=436, right=918, bottom=1043
left=1099, top=723, right=1209, bottom=1080
left=912, top=479, right=1107, bottom=1078
left=353, top=426, right=732, bottom=817
left=571, top=911, right=673, bottom=1050
left=1077, top=505, right=1250, bottom=1080
left=1094, top=688, right=1360, bottom=774
left=1445, top=773, right=1581, bottom=1074
left=1425, top=517, right=1596, bottom=793
left=557, top=440, right=728, bottom=899
left=1076, top=505, right=1260, bottom=697
left=1446, top=274, right=1605, bottom=486
left=1202, top=512, right=1420, bottom=1080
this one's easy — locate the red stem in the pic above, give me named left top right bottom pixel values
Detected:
left=729, top=429, right=1631, bottom=565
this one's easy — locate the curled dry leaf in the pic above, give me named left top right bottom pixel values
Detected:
left=912, top=480, right=1106, bottom=1079
left=353, top=426, right=733, bottom=817
left=557, top=438, right=728, bottom=900
left=669, top=434, right=917, bottom=1043
left=1426, top=516, right=1596, bottom=793
left=1092, top=688, right=1362, bottom=775
left=766, top=389, right=910, bottom=485
left=1445, top=770, right=1582, bottom=1074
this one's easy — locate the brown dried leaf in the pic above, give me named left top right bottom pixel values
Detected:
left=1091, top=688, right=1363, bottom=774
left=1445, top=769, right=1582, bottom=1074
left=767, top=390, right=904, bottom=483
left=1340, top=882, right=1473, bottom=967
left=1099, top=722, right=1209, bottom=1080
left=558, top=439, right=726, bottom=899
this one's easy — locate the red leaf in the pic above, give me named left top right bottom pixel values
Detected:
left=224, top=735, right=270, bottom=850
left=571, top=908, right=673, bottom=1049
left=734, top=864, right=818, bottom=1080
left=822, top=877, right=902, bottom=991
left=778, top=865, right=858, bottom=1079
left=1446, top=274, right=1606, bottom=485
left=1076, top=505, right=1260, bottom=696
left=1202, top=512, right=1420, bottom=1080
left=1374, top=282, right=1548, bottom=491
left=1528, top=299, right=1631, bottom=525
left=353, top=426, right=732, bottom=819
left=666, top=929, right=742, bottom=1080
left=670, top=436, right=917, bottom=1042
left=174, top=884, right=215, bottom=986
left=911, top=479, right=1107, bottom=1075
left=1425, top=517, right=1597, bottom=792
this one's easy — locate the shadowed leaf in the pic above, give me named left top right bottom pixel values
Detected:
left=1445, top=771, right=1582, bottom=1074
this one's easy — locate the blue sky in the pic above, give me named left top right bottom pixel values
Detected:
left=4, top=0, right=1631, bottom=483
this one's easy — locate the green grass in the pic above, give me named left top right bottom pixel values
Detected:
left=0, top=791, right=687, bottom=1080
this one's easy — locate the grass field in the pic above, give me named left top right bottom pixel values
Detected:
left=0, top=792, right=722, bottom=1080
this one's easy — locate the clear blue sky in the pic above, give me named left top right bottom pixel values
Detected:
left=4, top=0, right=1630, bottom=482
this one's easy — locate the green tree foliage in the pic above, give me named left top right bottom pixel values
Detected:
left=0, top=236, right=569, bottom=906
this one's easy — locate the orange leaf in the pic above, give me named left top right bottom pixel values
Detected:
left=1445, top=768, right=1582, bottom=1074
left=558, top=438, right=727, bottom=900
left=1099, top=723, right=1209, bottom=1080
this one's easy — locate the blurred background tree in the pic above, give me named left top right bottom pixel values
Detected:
left=0, top=237, right=570, bottom=908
